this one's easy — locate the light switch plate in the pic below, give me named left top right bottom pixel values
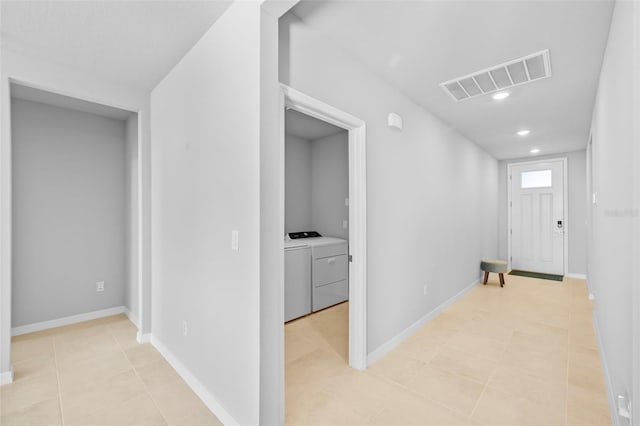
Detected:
left=231, top=230, right=239, bottom=251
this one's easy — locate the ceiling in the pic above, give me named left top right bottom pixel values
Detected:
left=11, top=83, right=133, bottom=120
left=286, top=109, right=345, bottom=140
left=1, top=0, right=233, bottom=91
left=290, top=1, right=614, bottom=160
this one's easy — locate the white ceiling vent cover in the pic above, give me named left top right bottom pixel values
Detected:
left=440, top=50, right=552, bottom=102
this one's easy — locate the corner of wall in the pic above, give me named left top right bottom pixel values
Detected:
left=150, top=335, right=240, bottom=425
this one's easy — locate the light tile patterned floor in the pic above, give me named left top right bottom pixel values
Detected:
left=0, top=314, right=222, bottom=426
left=0, top=275, right=609, bottom=425
left=285, top=275, right=611, bottom=425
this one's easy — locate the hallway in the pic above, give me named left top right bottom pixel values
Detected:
left=1, top=1, right=637, bottom=424
left=285, top=276, right=609, bottom=425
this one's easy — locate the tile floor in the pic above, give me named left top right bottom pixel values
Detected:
left=285, top=275, right=611, bottom=425
left=0, top=314, right=222, bottom=426
left=0, top=275, right=609, bottom=426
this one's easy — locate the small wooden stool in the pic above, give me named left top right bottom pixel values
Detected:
left=480, top=259, right=508, bottom=287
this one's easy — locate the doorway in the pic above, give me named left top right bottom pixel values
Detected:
left=1, top=81, right=144, bottom=383
left=508, top=158, right=568, bottom=275
left=280, top=85, right=367, bottom=371
left=280, top=84, right=367, bottom=422
left=284, top=108, right=349, bottom=314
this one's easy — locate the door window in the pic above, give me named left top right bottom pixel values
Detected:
left=521, top=169, right=552, bottom=189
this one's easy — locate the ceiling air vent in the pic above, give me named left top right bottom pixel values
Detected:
left=440, top=50, right=552, bottom=102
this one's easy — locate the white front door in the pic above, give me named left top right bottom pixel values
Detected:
left=510, top=160, right=565, bottom=275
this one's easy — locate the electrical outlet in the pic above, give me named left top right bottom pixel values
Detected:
left=618, top=394, right=631, bottom=419
left=182, top=320, right=188, bottom=337
left=342, top=220, right=348, bottom=229
left=96, top=281, right=105, bottom=292
left=423, top=284, right=428, bottom=295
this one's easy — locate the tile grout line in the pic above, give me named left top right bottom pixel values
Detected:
left=368, top=342, right=493, bottom=420
left=51, top=335, right=67, bottom=426
left=467, top=339, right=507, bottom=420
left=110, top=321, right=169, bottom=426
left=369, top=359, right=475, bottom=421
left=368, top=315, right=513, bottom=420
left=429, top=334, right=505, bottom=385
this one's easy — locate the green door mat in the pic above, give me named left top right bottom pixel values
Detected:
left=509, top=270, right=564, bottom=282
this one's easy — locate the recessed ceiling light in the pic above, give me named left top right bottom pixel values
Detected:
left=492, top=91, right=510, bottom=100
left=530, top=148, right=540, bottom=154
left=517, top=129, right=530, bottom=136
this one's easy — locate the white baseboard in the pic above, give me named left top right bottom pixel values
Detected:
left=150, top=335, right=238, bottom=426
left=136, top=332, right=151, bottom=344
left=367, top=278, right=480, bottom=366
left=0, top=368, right=13, bottom=385
left=566, top=273, right=588, bottom=280
left=11, top=306, right=126, bottom=336
left=124, top=308, right=140, bottom=328
left=593, top=312, right=619, bottom=426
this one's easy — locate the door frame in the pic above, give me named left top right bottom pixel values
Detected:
left=0, top=78, right=148, bottom=383
left=633, top=2, right=640, bottom=419
left=280, top=84, right=367, bottom=370
left=507, top=157, right=568, bottom=275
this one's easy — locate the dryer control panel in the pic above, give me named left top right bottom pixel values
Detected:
left=288, top=231, right=322, bottom=239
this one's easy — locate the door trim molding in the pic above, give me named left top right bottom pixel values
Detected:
left=280, top=84, right=368, bottom=370
left=633, top=2, right=640, bottom=420
left=507, top=157, right=569, bottom=275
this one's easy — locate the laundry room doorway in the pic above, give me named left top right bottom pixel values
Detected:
left=280, top=84, right=367, bottom=422
left=280, top=84, right=367, bottom=372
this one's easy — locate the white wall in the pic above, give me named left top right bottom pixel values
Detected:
left=588, top=1, right=639, bottom=424
left=311, top=131, right=349, bottom=239
left=150, top=3, right=263, bottom=424
left=11, top=99, right=126, bottom=327
left=497, top=150, right=587, bottom=275
left=285, top=131, right=349, bottom=239
left=124, top=114, right=139, bottom=324
left=0, top=49, right=151, bottom=378
left=285, top=134, right=312, bottom=233
left=258, top=4, right=285, bottom=424
left=280, top=14, right=499, bottom=354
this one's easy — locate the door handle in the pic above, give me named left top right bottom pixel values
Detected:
left=327, top=258, right=335, bottom=264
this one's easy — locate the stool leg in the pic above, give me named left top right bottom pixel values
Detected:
left=499, top=273, right=505, bottom=287
left=483, top=271, right=489, bottom=285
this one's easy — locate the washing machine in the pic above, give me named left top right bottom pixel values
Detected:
left=284, top=240, right=311, bottom=322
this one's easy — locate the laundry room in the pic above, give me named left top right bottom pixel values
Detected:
left=283, top=108, right=349, bottom=360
